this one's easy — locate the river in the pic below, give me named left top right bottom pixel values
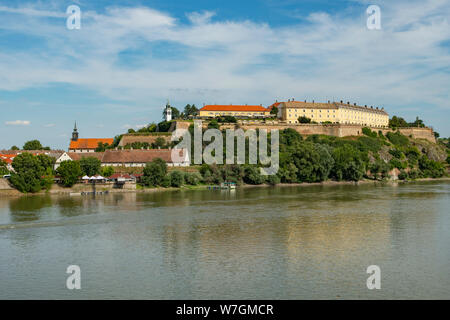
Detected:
left=0, top=181, right=449, bottom=299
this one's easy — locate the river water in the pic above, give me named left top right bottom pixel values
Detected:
left=0, top=181, right=449, bottom=299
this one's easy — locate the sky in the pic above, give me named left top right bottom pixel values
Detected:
left=0, top=0, right=449, bottom=150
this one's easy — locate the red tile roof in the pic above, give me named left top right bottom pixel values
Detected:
left=0, top=154, right=15, bottom=164
left=101, top=149, right=186, bottom=164
left=67, top=152, right=105, bottom=161
left=69, top=138, right=114, bottom=150
left=200, top=105, right=269, bottom=112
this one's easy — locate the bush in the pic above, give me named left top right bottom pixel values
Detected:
left=169, top=171, right=184, bottom=187
left=10, top=153, right=47, bottom=193
left=243, top=166, right=265, bottom=185
left=362, top=127, right=377, bottom=138
left=398, top=170, right=408, bottom=180
left=386, top=131, right=409, bottom=146
left=142, top=158, right=168, bottom=186
left=0, top=160, right=9, bottom=175
left=298, top=116, right=311, bottom=123
left=100, top=166, right=114, bottom=177
left=389, top=158, right=407, bottom=170
left=290, top=142, right=334, bottom=182
left=57, top=160, right=82, bottom=187
left=184, top=172, right=202, bottom=185
left=266, top=174, right=280, bottom=185
left=418, top=156, right=445, bottom=178
left=208, top=119, right=220, bottom=129
left=79, top=157, right=101, bottom=176
left=161, top=175, right=171, bottom=188
left=331, top=144, right=366, bottom=181
left=369, top=160, right=390, bottom=180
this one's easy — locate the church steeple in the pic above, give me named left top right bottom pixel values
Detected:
left=72, top=121, right=79, bottom=141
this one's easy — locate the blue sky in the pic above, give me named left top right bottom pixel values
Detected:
left=0, top=0, right=449, bottom=149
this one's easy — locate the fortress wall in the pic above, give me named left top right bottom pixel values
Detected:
left=118, top=134, right=172, bottom=147
left=177, top=121, right=436, bottom=143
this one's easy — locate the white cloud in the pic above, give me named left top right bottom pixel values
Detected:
left=5, top=120, right=31, bottom=126
left=0, top=0, right=449, bottom=133
left=44, top=123, right=55, bottom=127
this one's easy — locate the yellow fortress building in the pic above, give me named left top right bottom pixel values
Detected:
left=277, top=100, right=389, bottom=127
left=199, top=104, right=271, bottom=118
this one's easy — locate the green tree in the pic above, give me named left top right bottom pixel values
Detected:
left=100, top=166, right=114, bottom=177
left=331, top=144, right=366, bottom=181
left=243, top=166, right=265, bottom=185
left=10, top=153, right=45, bottom=193
left=23, top=140, right=43, bottom=150
left=57, top=160, right=82, bottom=187
left=289, top=142, right=334, bottom=182
left=298, top=116, right=311, bottom=123
left=95, top=142, right=110, bottom=152
left=11, top=145, right=19, bottom=150
left=270, top=106, right=278, bottom=115
left=169, top=171, right=184, bottom=187
left=79, top=157, right=101, bottom=176
left=154, top=137, right=166, bottom=149
left=0, top=160, right=9, bottom=175
left=208, top=119, right=220, bottom=129
left=142, top=158, right=168, bottom=186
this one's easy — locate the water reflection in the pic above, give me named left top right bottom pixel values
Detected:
left=0, top=181, right=449, bottom=299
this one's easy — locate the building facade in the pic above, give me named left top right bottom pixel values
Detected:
left=277, top=100, right=389, bottom=127
left=63, top=149, right=190, bottom=167
left=69, top=123, right=114, bottom=153
left=199, top=105, right=270, bottom=118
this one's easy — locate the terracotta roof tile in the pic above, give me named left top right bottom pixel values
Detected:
left=200, top=105, right=269, bottom=112
left=69, top=138, right=114, bottom=150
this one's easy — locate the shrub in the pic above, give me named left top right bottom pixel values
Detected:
left=266, top=174, right=280, bottom=185
left=169, top=170, right=184, bottom=187
left=362, top=127, right=377, bottom=138
left=184, top=172, right=202, bottom=185
left=243, top=166, right=265, bottom=185
left=79, top=157, right=101, bottom=176
left=398, top=170, right=408, bottom=180
left=161, top=175, right=171, bottom=188
left=418, top=155, right=445, bottom=178
left=331, top=144, right=366, bottom=181
left=298, top=116, right=311, bottom=123
left=142, top=158, right=168, bottom=186
left=386, top=131, right=409, bottom=146
left=57, top=160, right=82, bottom=187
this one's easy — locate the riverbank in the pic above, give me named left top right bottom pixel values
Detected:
left=1, top=176, right=449, bottom=198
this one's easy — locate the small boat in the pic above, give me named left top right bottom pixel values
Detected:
left=220, top=182, right=236, bottom=190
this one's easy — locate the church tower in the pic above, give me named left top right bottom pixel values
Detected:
left=72, top=122, right=79, bottom=141
left=163, top=101, right=172, bottom=122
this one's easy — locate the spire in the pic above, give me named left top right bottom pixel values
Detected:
left=72, top=121, right=79, bottom=141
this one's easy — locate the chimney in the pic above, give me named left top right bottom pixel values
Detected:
left=347, top=101, right=350, bottom=105
left=304, top=99, right=306, bottom=102
left=312, top=100, right=314, bottom=104
left=371, top=106, right=373, bottom=108
left=328, top=100, right=330, bottom=103
left=340, top=100, right=343, bottom=103
left=354, top=103, right=356, bottom=106
left=365, top=105, right=367, bottom=107
left=376, top=107, right=379, bottom=109
left=292, top=98, right=295, bottom=101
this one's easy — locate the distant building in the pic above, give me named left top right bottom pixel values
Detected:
left=0, top=154, right=15, bottom=172
left=69, top=122, right=113, bottom=153
left=199, top=105, right=270, bottom=118
left=277, top=100, right=389, bottom=127
left=163, top=102, right=172, bottom=121
left=0, top=150, right=66, bottom=171
left=62, top=149, right=190, bottom=167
